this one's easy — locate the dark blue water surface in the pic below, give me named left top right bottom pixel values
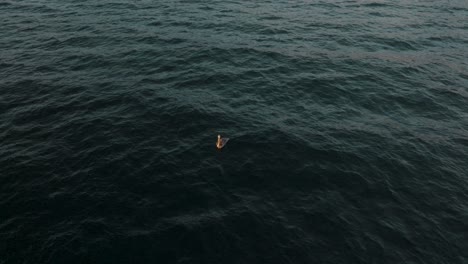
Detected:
left=1, top=0, right=468, bottom=263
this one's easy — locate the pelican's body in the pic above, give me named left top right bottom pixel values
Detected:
left=216, top=134, right=229, bottom=149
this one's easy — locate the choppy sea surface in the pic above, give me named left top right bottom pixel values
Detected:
left=1, top=0, right=468, bottom=263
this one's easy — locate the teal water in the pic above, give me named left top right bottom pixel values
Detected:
left=1, top=0, right=468, bottom=263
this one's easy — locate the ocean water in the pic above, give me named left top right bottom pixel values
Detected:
left=1, top=0, right=468, bottom=263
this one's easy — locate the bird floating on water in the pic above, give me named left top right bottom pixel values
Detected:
left=216, top=134, right=229, bottom=149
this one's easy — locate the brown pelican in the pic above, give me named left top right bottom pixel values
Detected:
left=216, top=134, right=229, bottom=149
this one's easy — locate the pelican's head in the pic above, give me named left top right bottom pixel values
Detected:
left=218, top=134, right=221, bottom=139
